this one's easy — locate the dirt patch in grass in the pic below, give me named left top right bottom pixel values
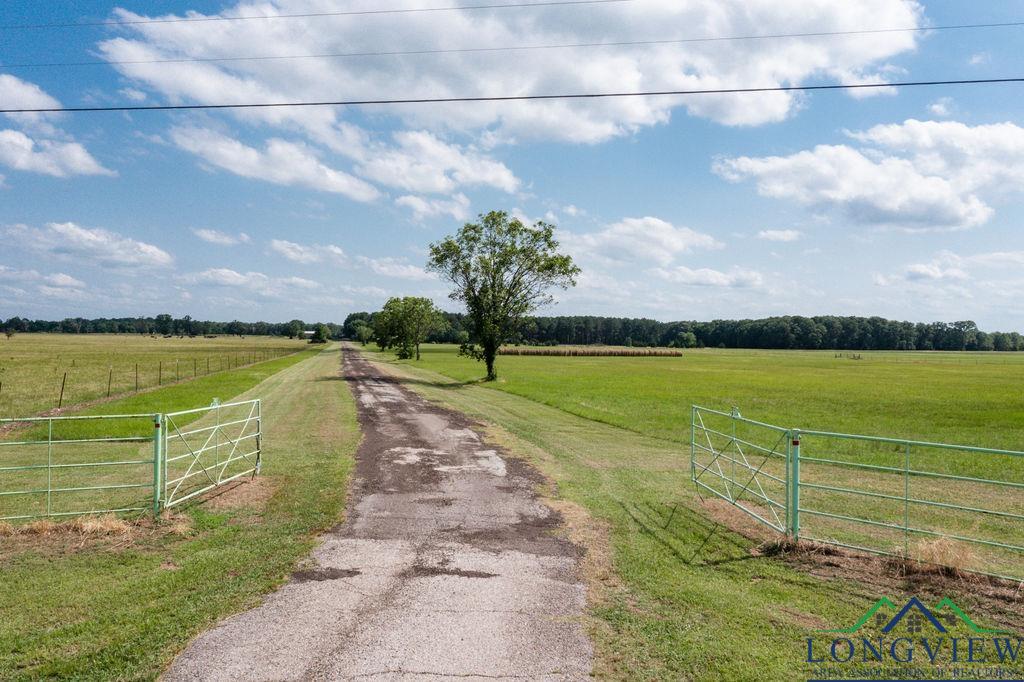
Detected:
left=0, top=512, right=194, bottom=560
left=771, top=606, right=830, bottom=630
left=700, top=498, right=1024, bottom=631
left=700, top=498, right=784, bottom=545
left=547, top=495, right=621, bottom=599
left=203, top=476, right=276, bottom=513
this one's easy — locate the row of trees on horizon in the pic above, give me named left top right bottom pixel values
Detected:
left=344, top=313, right=1024, bottom=352
left=5, top=313, right=1024, bottom=352
left=1, top=315, right=343, bottom=339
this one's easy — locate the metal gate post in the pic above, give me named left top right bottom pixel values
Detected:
left=152, top=414, right=163, bottom=515
left=789, top=430, right=801, bottom=539
left=255, top=398, right=262, bottom=475
left=689, top=405, right=696, bottom=483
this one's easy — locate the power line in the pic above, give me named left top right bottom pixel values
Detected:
left=3, top=77, right=1022, bottom=115
left=4, top=20, right=1023, bottom=70
left=0, top=0, right=632, bottom=30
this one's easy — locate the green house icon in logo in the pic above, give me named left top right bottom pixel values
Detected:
left=880, top=597, right=946, bottom=634
left=818, top=596, right=1008, bottom=635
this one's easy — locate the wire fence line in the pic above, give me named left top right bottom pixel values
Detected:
left=0, top=348, right=295, bottom=416
left=690, top=405, right=1024, bottom=582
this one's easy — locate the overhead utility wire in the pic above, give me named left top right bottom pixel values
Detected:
left=4, top=20, right=1022, bottom=70
left=0, top=0, right=632, bottom=30
left=2, top=77, right=1022, bottom=115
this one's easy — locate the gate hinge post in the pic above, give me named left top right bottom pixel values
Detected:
left=789, top=430, right=801, bottom=540
left=152, top=414, right=163, bottom=516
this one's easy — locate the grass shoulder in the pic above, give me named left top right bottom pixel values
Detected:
left=0, top=346, right=359, bottom=680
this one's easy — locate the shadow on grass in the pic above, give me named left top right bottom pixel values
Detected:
left=391, top=375, right=483, bottom=389
left=618, top=499, right=759, bottom=568
left=338, top=370, right=483, bottom=389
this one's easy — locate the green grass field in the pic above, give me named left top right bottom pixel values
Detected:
left=362, top=345, right=1024, bottom=680
left=383, top=344, right=1024, bottom=450
left=0, top=333, right=307, bottom=417
left=0, top=345, right=359, bottom=680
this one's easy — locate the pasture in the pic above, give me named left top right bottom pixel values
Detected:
left=0, top=333, right=305, bottom=417
left=371, top=344, right=1024, bottom=577
left=385, top=345, right=1024, bottom=450
left=364, top=345, right=1024, bottom=679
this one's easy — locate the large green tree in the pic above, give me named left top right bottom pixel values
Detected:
left=427, top=211, right=580, bottom=380
left=374, top=297, right=446, bottom=360
left=354, top=322, right=374, bottom=346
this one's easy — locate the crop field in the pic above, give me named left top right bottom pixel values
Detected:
left=0, top=333, right=306, bottom=417
left=372, top=344, right=1024, bottom=578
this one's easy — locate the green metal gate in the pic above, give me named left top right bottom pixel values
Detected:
left=161, top=399, right=262, bottom=509
left=0, top=413, right=159, bottom=521
left=0, top=399, right=261, bottom=521
left=690, top=406, right=791, bottom=534
left=691, top=405, right=1024, bottom=582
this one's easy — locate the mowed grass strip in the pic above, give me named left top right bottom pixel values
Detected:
left=0, top=346, right=359, bottom=680
left=361, top=346, right=1024, bottom=679
left=0, top=333, right=307, bottom=417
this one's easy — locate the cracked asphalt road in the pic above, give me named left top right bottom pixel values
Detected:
left=164, top=346, right=592, bottom=681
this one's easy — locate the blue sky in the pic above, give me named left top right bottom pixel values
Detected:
left=2, top=0, right=1023, bottom=329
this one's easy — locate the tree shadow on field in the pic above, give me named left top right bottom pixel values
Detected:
left=389, top=376, right=482, bottom=389
left=618, top=499, right=759, bottom=569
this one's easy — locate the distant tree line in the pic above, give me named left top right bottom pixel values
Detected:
left=344, top=312, right=1023, bottom=352
left=2, top=314, right=343, bottom=339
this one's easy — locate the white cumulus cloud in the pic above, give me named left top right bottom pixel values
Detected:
left=714, top=117, right=1024, bottom=231
left=192, top=228, right=251, bottom=245
left=170, top=126, right=380, bottom=201
left=356, top=131, right=519, bottom=194
left=396, top=193, right=471, bottom=222
left=757, top=229, right=802, bottom=242
left=0, top=75, right=113, bottom=178
left=269, top=239, right=347, bottom=265
left=44, top=273, right=86, bottom=288
left=563, top=217, right=722, bottom=267
left=180, top=267, right=322, bottom=298
left=0, top=129, right=114, bottom=178
left=99, top=1, right=923, bottom=143
left=7, top=222, right=173, bottom=268
left=653, top=265, right=763, bottom=288
left=357, top=256, right=435, bottom=281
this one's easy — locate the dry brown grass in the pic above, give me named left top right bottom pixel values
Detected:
left=498, top=346, right=683, bottom=357
left=755, top=536, right=842, bottom=558
left=158, top=511, right=194, bottom=537
left=14, top=514, right=131, bottom=537
left=0, top=511, right=199, bottom=563
left=898, top=537, right=979, bottom=577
